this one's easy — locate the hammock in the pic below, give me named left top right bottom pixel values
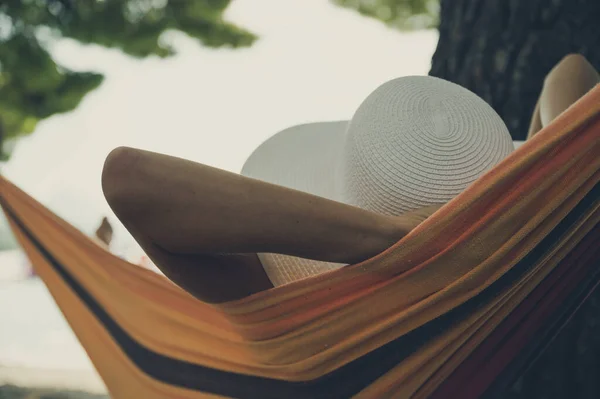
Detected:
left=1, top=85, right=599, bottom=399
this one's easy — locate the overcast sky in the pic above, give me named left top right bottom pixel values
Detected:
left=0, top=1, right=440, bottom=382
left=1, top=0, right=438, bottom=247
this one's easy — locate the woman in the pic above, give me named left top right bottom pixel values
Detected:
left=101, top=54, right=599, bottom=303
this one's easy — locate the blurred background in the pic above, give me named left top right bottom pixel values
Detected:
left=0, top=0, right=598, bottom=397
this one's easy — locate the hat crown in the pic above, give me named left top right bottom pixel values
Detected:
left=339, top=76, right=513, bottom=215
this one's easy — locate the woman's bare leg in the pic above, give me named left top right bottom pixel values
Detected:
left=102, top=147, right=436, bottom=302
left=526, top=97, right=542, bottom=139
left=527, top=54, right=599, bottom=139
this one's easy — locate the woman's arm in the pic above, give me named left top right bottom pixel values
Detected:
left=102, top=147, right=439, bottom=302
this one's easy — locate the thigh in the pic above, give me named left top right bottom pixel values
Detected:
left=528, top=54, right=599, bottom=139
left=135, top=234, right=273, bottom=303
left=539, top=54, right=599, bottom=128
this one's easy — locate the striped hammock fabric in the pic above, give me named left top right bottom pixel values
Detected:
left=1, top=85, right=599, bottom=398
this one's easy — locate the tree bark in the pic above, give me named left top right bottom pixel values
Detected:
left=429, top=1, right=600, bottom=395
left=429, top=0, right=600, bottom=139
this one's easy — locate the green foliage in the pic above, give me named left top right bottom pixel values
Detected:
left=332, top=0, right=439, bottom=30
left=0, top=33, right=104, bottom=159
left=0, top=384, right=108, bottom=399
left=0, top=0, right=256, bottom=159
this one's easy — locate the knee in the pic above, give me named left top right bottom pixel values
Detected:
left=559, top=53, right=591, bottom=67
left=101, top=146, right=141, bottom=211
left=545, top=53, right=598, bottom=85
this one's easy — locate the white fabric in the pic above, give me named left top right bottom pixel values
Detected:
left=242, top=76, right=515, bottom=287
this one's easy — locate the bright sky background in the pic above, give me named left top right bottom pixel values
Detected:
left=0, top=0, right=438, bottom=387
left=1, top=0, right=438, bottom=248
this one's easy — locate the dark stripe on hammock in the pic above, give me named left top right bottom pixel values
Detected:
left=480, top=238, right=600, bottom=398
left=430, top=227, right=600, bottom=398
left=0, top=182, right=597, bottom=399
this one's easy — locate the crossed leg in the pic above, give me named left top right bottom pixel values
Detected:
left=527, top=54, right=599, bottom=138
left=101, top=149, right=432, bottom=303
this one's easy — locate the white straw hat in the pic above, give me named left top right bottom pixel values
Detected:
left=242, top=75, right=514, bottom=286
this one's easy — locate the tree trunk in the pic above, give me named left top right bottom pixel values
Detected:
left=429, top=0, right=600, bottom=140
left=429, top=1, right=600, bottom=396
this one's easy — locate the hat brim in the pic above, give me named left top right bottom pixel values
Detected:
left=242, top=121, right=349, bottom=201
left=241, top=121, right=351, bottom=286
left=241, top=122, right=524, bottom=287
